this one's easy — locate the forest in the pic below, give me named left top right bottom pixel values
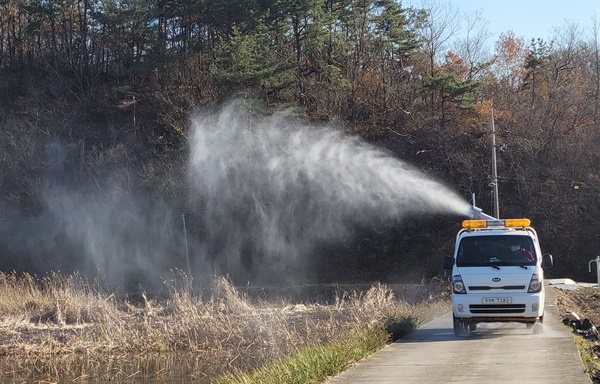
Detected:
left=1, top=0, right=599, bottom=289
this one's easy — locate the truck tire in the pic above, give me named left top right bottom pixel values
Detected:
left=453, top=314, right=467, bottom=336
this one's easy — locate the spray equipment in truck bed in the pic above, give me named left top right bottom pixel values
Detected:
left=465, top=194, right=497, bottom=221
left=463, top=194, right=532, bottom=229
left=467, top=205, right=497, bottom=221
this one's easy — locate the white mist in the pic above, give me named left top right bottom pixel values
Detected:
left=187, top=101, right=472, bottom=274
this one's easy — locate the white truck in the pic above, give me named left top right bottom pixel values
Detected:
left=443, top=206, right=553, bottom=335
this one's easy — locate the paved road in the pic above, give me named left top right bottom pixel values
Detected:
left=326, top=283, right=591, bottom=384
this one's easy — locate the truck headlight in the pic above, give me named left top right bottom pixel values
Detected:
left=452, top=275, right=466, bottom=294
left=528, top=274, right=542, bottom=293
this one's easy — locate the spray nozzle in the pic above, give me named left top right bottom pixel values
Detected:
left=467, top=194, right=497, bottom=220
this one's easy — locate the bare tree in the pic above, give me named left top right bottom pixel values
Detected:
left=587, top=15, right=600, bottom=122
left=416, top=0, right=460, bottom=113
left=452, top=9, right=492, bottom=80
left=417, top=0, right=460, bottom=78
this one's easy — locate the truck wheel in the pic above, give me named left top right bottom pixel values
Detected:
left=532, top=322, right=544, bottom=334
left=453, top=315, right=467, bottom=336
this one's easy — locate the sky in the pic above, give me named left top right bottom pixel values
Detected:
left=408, top=0, right=600, bottom=44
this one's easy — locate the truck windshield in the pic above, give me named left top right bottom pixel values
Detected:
left=456, top=235, right=536, bottom=267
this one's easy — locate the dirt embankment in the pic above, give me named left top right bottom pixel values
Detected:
left=555, top=287, right=600, bottom=383
left=556, top=288, right=600, bottom=327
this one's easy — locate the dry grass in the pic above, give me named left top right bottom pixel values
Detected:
left=0, top=272, right=450, bottom=382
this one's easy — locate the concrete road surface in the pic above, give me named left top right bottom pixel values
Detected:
left=326, top=284, right=591, bottom=384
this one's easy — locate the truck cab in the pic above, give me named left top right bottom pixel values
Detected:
left=443, top=217, right=553, bottom=335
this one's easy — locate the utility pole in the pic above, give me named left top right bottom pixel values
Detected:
left=490, top=108, right=500, bottom=219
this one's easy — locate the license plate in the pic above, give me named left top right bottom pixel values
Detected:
left=482, top=297, right=512, bottom=304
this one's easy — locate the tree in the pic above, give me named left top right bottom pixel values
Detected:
left=588, top=14, right=600, bottom=122
left=418, top=0, right=460, bottom=78
left=490, top=31, right=527, bottom=92
left=210, top=25, right=296, bottom=101
left=281, top=0, right=326, bottom=106
left=523, top=38, right=551, bottom=106
left=423, top=52, right=480, bottom=127
left=416, top=0, right=460, bottom=117
left=452, top=8, right=492, bottom=81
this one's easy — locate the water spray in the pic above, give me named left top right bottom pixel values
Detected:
left=187, top=101, right=473, bottom=279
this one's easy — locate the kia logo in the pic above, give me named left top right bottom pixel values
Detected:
left=492, top=277, right=501, bottom=282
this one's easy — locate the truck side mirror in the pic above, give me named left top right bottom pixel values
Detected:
left=443, top=255, right=454, bottom=270
left=541, top=254, right=553, bottom=268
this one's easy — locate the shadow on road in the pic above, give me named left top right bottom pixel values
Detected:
left=396, top=314, right=556, bottom=343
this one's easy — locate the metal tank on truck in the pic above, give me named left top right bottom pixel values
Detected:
left=443, top=202, right=553, bottom=335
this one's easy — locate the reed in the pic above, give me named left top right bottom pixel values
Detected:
left=0, top=271, right=450, bottom=382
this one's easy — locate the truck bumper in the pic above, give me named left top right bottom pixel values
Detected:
left=452, top=291, right=545, bottom=323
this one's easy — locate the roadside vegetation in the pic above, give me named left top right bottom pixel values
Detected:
left=574, top=335, right=600, bottom=383
left=0, top=272, right=450, bottom=382
left=556, top=287, right=600, bottom=383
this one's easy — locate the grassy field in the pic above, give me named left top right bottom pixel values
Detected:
left=0, top=272, right=451, bottom=382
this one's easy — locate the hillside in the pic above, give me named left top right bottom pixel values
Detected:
left=0, top=1, right=599, bottom=288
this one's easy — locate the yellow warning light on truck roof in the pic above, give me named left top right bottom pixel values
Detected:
left=462, top=218, right=531, bottom=228
left=462, top=220, right=487, bottom=228
left=505, top=218, right=531, bottom=227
